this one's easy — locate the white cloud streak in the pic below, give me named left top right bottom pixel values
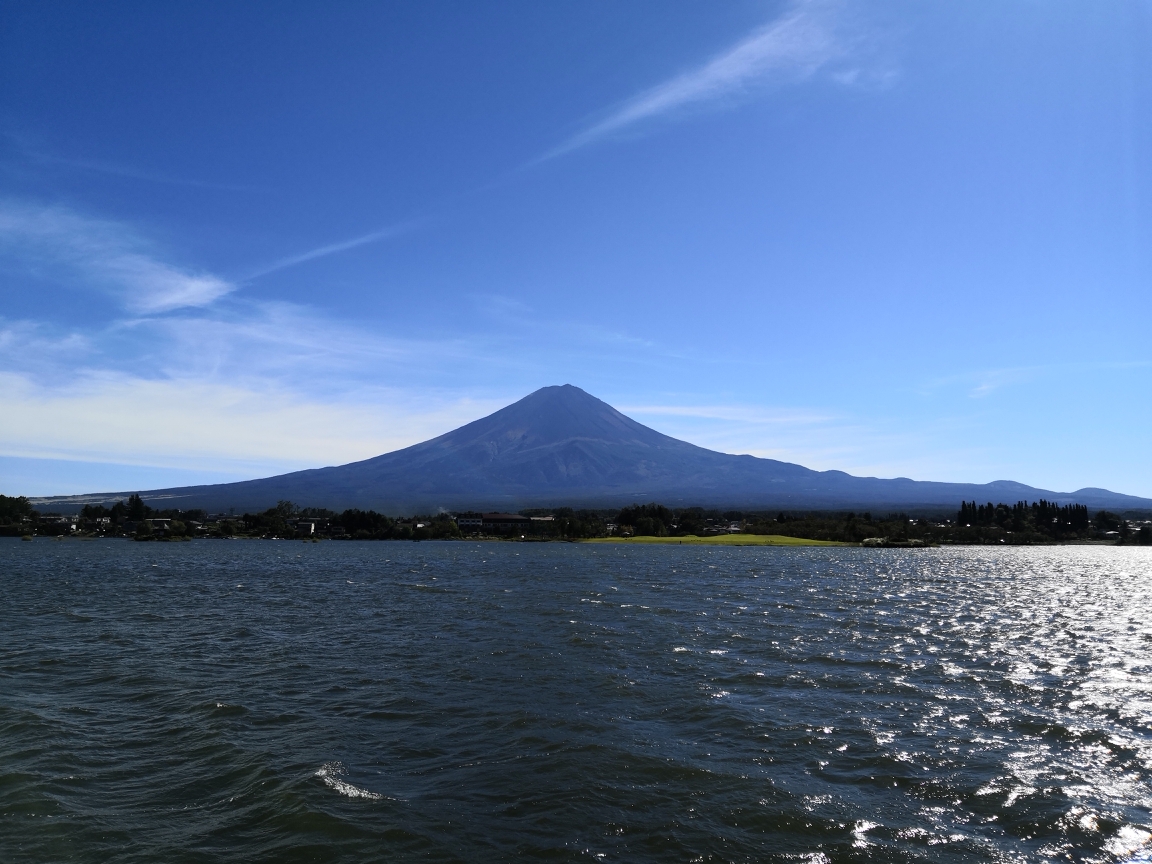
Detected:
left=30, top=151, right=253, bottom=191
left=0, top=296, right=525, bottom=493
left=0, top=318, right=90, bottom=365
left=0, top=371, right=505, bottom=485
left=622, top=399, right=989, bottom=482
left=130, top=300, right=493, bottom=386
left=544, top=0, right=850, bottom=159
left=622, top=401, right=860, bottom=465
left=621, top=402, right=836, bottom=425
left=0, top=200, right=234, bottom=312
left=245, top=221, right=419, bottom=280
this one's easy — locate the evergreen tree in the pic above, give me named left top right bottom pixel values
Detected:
left=127, top=494, right=148, bottom=521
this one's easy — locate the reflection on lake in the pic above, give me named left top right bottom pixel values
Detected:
left=3, top=540, right=1151, bottom=862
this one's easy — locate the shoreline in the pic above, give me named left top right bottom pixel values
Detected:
left=583, top=534, right=848, bottom=547
left=4, top=534, right=1137, bottom=548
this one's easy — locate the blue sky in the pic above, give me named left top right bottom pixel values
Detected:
left=1, top=0, right=1150, bottom=498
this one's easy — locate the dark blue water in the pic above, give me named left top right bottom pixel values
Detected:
left=3, top=539, right=1152, bottom=862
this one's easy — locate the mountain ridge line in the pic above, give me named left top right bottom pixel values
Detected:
left=27, top=384, right=1152, bottom=514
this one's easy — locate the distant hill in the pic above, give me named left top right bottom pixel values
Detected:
left=29, top=385, right=1152, bottom=514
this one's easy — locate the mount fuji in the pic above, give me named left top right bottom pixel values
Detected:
left=31, top=385, right=1152, bottom=514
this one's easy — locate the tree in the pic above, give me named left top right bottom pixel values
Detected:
left=617, top=504, right=674, bottom=536
left=127, top=494, right=149, bottom=521
left=0, top=495, right=32, bottom=525
left=337, top=509, right=395, bottom=537
left=1094, top=510, right=1121, bottom=532
left=274, top=500, right=300, bottom=518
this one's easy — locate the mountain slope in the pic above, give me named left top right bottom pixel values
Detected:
left=30, top=385, right=1152, bottom=513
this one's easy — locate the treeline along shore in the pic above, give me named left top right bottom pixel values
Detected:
left=2, top=494, right=1151, bottom=546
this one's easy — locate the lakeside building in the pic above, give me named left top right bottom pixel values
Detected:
left=290, top=519, right=317, bottom=536
left=480, top=513, right=532, bottom=532
left=453, top=513, right=551, bottom=533
left=39, top=515, right=77, bottom=531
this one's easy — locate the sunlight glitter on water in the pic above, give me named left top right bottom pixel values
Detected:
left=314, top=762, right=389, bottom=801
left=2, top=541, right=1151, bottom=862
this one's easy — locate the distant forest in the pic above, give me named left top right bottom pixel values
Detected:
left=604, top=501, right=1148, bottom=545
left=1, top=493, right=1149, bottom=545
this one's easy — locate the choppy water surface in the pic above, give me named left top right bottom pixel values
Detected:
left=3, top=540, right=1152, bottom=863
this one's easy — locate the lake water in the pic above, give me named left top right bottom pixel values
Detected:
left=3, top=539, right=1152, bottom=863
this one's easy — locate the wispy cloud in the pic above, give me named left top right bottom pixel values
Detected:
left=0, top=296, right=525, bottom=493
left=919, top=360, right=1152, bottom=401
left=131, top=300, right=487, bottom=383
left=0, top=200, right=234, bottom=313
left=30, top=152, right=253, bottom=191
left=2, top=129, right=251, bottom=190
left=968, top=367, right=1036, bottom=399
left=622, top=402, right=836, bottom=425
left=0, top=370, right=506, bottom=489
left=0, top=318, right=90, bottom=365
left=542, top=0, right=858, bottom=160
left=621, top=399, right=994, bottom=483
left=624, top=401, right=862, bottom=466
left=245, top=220, right=420, bottom=279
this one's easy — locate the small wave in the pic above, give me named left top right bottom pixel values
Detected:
left=1105, top=826, right=1152, bottom=861
left=852, top=820, right=879, bottom=848
left=314, top=762, right=386, bottom=801
left=208, top=702, right=248, bottom=717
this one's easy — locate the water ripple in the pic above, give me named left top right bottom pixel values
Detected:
left=2, top=540, right=1151, bottom=862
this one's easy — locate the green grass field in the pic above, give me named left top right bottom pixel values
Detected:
left=583, top=534, right=848, bottom=547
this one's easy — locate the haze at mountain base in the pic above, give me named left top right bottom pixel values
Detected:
left=29, top=386, right=1152, bottom=514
